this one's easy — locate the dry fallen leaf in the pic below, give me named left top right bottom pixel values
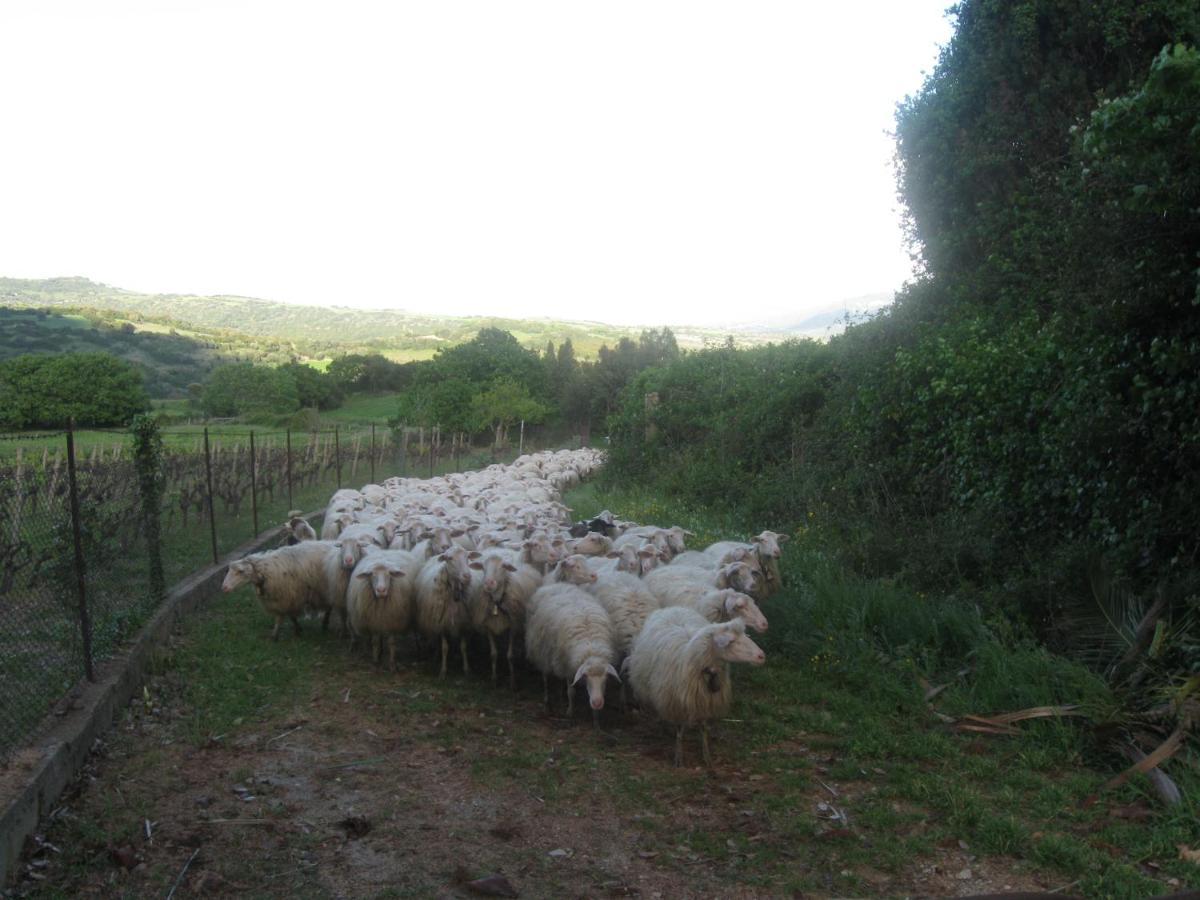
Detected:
left=1178, top=844, right=1200, bottom=865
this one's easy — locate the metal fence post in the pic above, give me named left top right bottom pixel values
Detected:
left=335, top=425, right=342, bottom=488
left=286, top=429, right=293, bottom=511
left=519, top=419, right=525, bottom=456
left=65, top=422, right=96, bottom=683
left=249, top=430, right=259, bottom=535
left=203, top=427, right=218, bottom=565
left=370, top=424, right=376, bottom=484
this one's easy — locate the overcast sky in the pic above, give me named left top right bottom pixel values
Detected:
left=0, top=1, right=953, bottom=327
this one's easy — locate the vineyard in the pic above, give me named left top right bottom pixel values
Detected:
left=0, top=422, right=525, bottom=758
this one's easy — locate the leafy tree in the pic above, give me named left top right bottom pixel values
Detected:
left=0, top=352, right=149, bottom=429
left=280, top=362, right=343, bottom=410
left=199, top=362, right=300, bottom=419
left=471, top=377, right=549, bottom=449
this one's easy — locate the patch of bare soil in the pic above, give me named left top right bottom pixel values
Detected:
left=8, top=640, right=1066, bottom=899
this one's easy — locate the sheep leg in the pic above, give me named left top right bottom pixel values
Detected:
left=488, top=634, right=499, bottom=685
left=271, top=617, right=282, bottom=642
left=460, top=637, right=470, bottom=675
left=372, top=636, right=382, bottom=665
left=620, top=680, right=627, bottom=715
left=701, top=723, right=713, bottom=769
left=566, top=682, right=575, bottom=719
left=439, top=637, right=449, bottom=679
left=291, top=616, right=302, bottom=636
left=592, top=707, right=600, bottom=730
left=674, top=725, right=685, bottom=767
left=542, top=673, right=550, bottom=710
left=322, top=608, right=331, bottom=631
left=388, top=636, right=397, bottom=673
left=506, top=634, right=516, bottom=691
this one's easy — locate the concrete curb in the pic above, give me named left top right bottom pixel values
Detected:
left=0, top=514, right=320, bottom=887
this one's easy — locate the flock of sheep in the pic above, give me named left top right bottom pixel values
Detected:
left=220, top=449, right=788, bottom=766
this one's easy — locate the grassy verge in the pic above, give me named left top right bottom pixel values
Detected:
left=566, top=481, right=1200, bottom=896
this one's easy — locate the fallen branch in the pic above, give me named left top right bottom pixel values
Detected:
left=164, top=847, right=200, bottom=900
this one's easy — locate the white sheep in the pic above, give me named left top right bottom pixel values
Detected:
left=676, top=588, right=769, bottom=633
left=524, top=582, right=620, bottom=725
left=645, top=561, right=761, bottom=605
left=345, top=548, right=420, bottom=670
left=627, top=606, right=765, bottom=767
left=413, top=545, right=477, bottom=678
left=467, top=549, right=542, bottom=688
left=543, top=554, right=598, bottom=586
left=703, top=533, right=787, bottom=597
left=318, top=533, right=369, bottom=634
left=283, top=512, right=318, bottom=544
left=583, top=572, right=661, bottom=658
left=221, top=541, right=333, bottom=640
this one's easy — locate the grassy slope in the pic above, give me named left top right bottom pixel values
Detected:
left=13, top=479, right=1200, bottom=898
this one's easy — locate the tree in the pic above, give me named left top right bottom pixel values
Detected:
left=471, top=378, right=548, bottom=449
left=280, top=362, right=343, bottom=410
left=0, top=352, right=149, bottom=429
left=199, top=363, right=300, bottom=419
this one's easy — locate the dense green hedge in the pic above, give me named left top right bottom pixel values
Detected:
left=605, top=5, right=1200, bottom=678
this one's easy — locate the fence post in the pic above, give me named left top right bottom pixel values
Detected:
left=519, top=419, right=525, bottom=456
left=203, top=427, right=218, bottom=565
left=286, top=429, right=294, bottom=511
left=370, top=424, right=376, bottom=484
left=429, top=424, right=436, bottom=479
left=250, top=431, right=259, bottom=536
left=65, top=422, right=96, bottom=682
left=335, top=425, right=342, bottom=488
left=131, top=414, right=166, bottom=603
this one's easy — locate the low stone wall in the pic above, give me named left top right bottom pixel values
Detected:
left=0, top=515, right=318, bottom=886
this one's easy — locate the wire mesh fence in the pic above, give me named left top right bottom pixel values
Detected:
left=0, top=420, right=543, bottom=759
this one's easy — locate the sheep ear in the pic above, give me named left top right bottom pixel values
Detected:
left=713, top=630, right=736, bottom=650
left=469, top=562, right=483, bottom=570
left=572, top=663, right=589, bottom=685
left=605, top=551, right=621, bottom=559
left=355, top=570, right=372, bottom=580
left=605, top=663, right=621, bottom=683
left=468, top=550, right=482, bottom=559
left=503, top=563, right=517, bottom=572
left=683, top=530, right=695, bottom=537
left=388, top=567, right=406, bottom=577
left=777, top=534, right=789, bottom=543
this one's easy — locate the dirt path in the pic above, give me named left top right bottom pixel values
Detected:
left=7, top=607, right=1079, bottom=900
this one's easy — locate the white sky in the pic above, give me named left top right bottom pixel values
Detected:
left=0, top=1, right=952, bottom=328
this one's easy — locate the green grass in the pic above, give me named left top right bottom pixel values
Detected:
left=319, top=393, right=402, bottom=424
left=564, top=480, right=1200, bottom=896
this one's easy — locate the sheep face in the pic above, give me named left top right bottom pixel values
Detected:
left=712, top=626, right=766, bottom=665
left=470, top=555, right=518, bottom=614
left=721, top=591, right=769, bottom=633
left=639, top=547, right=666, bottom=576
left=573, top=662, right=620, bottom=710
left=222, top=559, right=259, bottom=592
left=718, top=562, right=760, bottom=595
left=356, top=561, right=407, bottom=600
left=753, top=531, right=788, bottom=559
left=569, top=533, right=612, bottom=556
left=665, top=526, right=693, bottom=555
left=337, top=536, right=365, bottom=570
left=439, top=547, right=475, bottom=604
left=553, top=554, right=597, bottom=585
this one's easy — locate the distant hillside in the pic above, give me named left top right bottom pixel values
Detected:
left=0, top=276, right=766, bottom=359
left=0, top=277, right=892, bottom=399
left=0, top=306, right=230, bottom=398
